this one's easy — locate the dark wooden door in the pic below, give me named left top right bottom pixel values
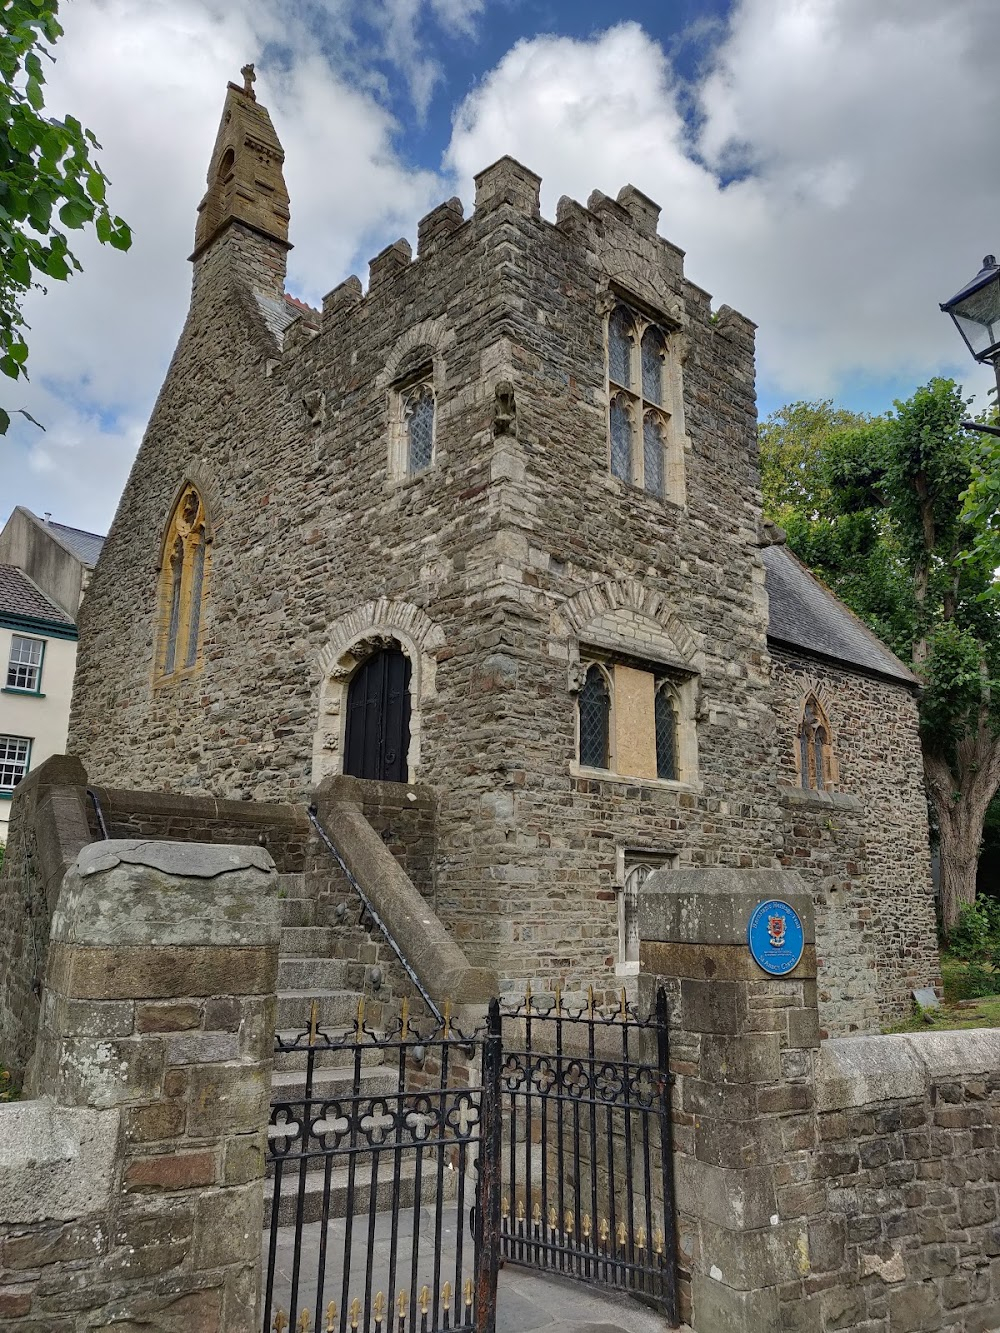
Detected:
left=344, top=648, right=411, bottom=782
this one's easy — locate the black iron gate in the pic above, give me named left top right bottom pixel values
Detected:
left=263, top=989, right=675, bottom=1333
left=497, top=987, right=677, bottom=1322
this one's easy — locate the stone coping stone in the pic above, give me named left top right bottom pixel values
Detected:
left=51, top=840, right=281, bottom=947
left=817, top=1029, right=1000, bottom=1111
left=0, top=1098, right=118, bottom=1223
left=638, top=868, right=814, bottom=946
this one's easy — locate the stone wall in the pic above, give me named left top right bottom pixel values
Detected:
left=0, top=838, right=278, bottom=1331
left=640, top=866, right=999, bottom=1333
left=314, top=775, right=436, bottom=902
left=0, top=755, right=91, bottom=1081
left=90, top=785, right=312, bottom=874
left=67, top=89, right=935, bottom=1021
left=771, top=646, right=939, bottom=1028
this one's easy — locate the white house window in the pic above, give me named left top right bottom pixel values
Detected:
left=402, top=382, right=435, bottom=474
left=6, top=636, right=44, bottom=692
left=0, top=735, right=30, bottom=792
left=606, top=301, right=682, bottom=502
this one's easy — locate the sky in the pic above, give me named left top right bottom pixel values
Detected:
left=3, top=0, right=999, bottom=536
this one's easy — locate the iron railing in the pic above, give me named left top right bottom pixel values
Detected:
left=264, top=999, right=501, bottom=1333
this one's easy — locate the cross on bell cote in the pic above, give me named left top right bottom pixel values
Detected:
left=240, top=63, right=256, bottom=100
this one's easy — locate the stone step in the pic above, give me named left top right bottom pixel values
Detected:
left=269, top=1063, right=400, bottom=1104
left=275, top=872, right=306, bottom=896
left=272, top=1033, right=387, bottom=1071
left=276, top=989, right=366, bottom=1030
left=264, top=1156, right=461, bottom=1226
left=277, top=957, right=365, bottom=992
left=280, top=926, right=337, bottom=957
left=279, top=897, right=315, bottom=928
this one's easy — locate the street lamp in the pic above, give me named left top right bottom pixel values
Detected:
left=941, top=254, right=1000, bottom=436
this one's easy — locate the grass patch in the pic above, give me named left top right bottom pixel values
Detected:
left=882, top=953, right=1000, bottom=1034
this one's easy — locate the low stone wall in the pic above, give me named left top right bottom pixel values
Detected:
left=810, top=1031, right=1000, bottom=1333
left=90, top=784, right=312, bottom=873
left=0, top=837, right=279, bottom=1331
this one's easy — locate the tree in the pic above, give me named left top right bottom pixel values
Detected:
left=761, top=380, right=1000, bottom=933
left=1, top=0, right=131, bottom=434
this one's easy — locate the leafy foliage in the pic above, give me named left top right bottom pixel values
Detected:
left=946, top=901, right=1000, bottom=997
left=1, top=0, right=131, bottom=434
left=760, top=380, right=1000, bottom=930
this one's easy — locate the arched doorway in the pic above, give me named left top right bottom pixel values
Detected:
left=344, top=648, right=412, bottom=782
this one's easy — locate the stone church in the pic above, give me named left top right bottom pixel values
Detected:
left=68, top=72, right=939, bottom=1034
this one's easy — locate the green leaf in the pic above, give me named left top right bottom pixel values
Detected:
left=0, top=408, right=9, bottom=435
left=58, top=198, right=92, bottom=229
left=0, top=356, right=22, bottom=380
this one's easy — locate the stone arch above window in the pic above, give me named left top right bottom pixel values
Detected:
left=154, top=482, right=212, bottom=683
left=797, top=691, right=837, bottom=792
left=313, top=600, right=445, bottom=785
left=551, top=579, right=705, bottom=675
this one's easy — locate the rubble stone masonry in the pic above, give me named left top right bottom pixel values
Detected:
left=67, top=81, right=938, bottom=1022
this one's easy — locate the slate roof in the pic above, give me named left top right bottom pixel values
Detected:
left=44, top=518, right=104, bottom=567
left=0, top=564, right=75, bottom=629
left=763, top=544, right=918, bottom=686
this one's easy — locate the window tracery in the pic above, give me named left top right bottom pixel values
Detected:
left=606, top=300, right=679, bottom=500
left=156, top=484, right=210, bottom=681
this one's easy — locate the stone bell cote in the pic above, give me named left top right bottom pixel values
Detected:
left=190, top=65, right=291, bottom=271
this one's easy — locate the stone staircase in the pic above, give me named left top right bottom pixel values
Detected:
left=266, top=869, right=457, bottom=1225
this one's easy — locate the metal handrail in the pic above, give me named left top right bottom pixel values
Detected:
left=306, top=803, right=443, bottom=1024
left=86, top=788, right=109, bottom=840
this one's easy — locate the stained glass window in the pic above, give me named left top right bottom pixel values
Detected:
left=579, top=665, right=611, bottom=770
left=655, top=683, right=678, bottom=780
left=610, top=396, right=633, bottom=483
left=641, top=327, right=665, bottom=404
left=643, top=413, right=665, bottom=499
left=608, top=307, right=634, bottom=388
left=164, top=538, right=184, bottom=676
left=404, top=385, right=435, bottom=473
left=158, top=485, right=210, bottom=679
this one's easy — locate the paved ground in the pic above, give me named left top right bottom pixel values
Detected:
left=264, top=1207, right=679, bottom=1332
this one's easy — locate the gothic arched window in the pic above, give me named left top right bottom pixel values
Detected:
left=606, top=300, right=678, bottom=501
left=157, top=484, right=210, bottom=680
left=655, top=681, right=678, bottom=781
left=798, top=694, right=833, bottom=791
left=402, top=382, right=435, bottom=474
left=578, top=664, right=612, bottom=771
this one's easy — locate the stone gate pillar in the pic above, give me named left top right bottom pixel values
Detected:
left=639, top=868, right=821, bottom=1333
left=0, top=839, right=279, bottom=1331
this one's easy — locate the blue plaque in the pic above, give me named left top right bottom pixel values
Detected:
left=747, top=899, right=804, bottom=976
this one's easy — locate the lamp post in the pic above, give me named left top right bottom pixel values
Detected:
left=941, top=255, right=1000, bottom=436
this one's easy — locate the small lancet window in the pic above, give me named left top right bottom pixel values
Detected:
left=655, top=681, right=678, bottom=780
left=641, top=327, right=666, bottom=405
left=157, top=484, right=210, bottom=681
left=643, top=413, right=665, bottom=499
left=798, top=695, right=832, bottom=791
left=608, top=306, right=634, bottom=389
left=610, top=395, right=633, bottom=483
left=579, top=665, right=611, bottom=770
left=403, top=383, right=435, bottom=473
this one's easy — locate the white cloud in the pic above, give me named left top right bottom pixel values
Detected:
left=446, top=3, right=1000, bottom=407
